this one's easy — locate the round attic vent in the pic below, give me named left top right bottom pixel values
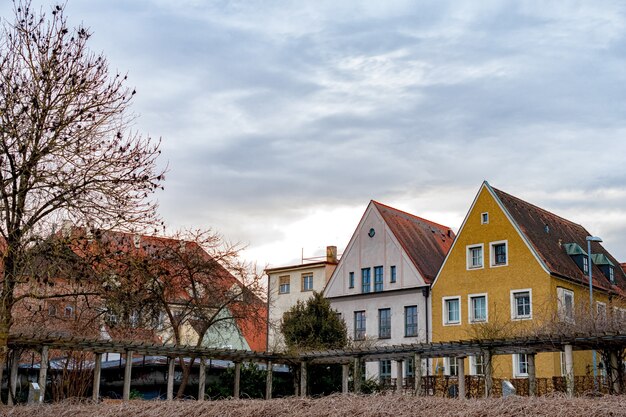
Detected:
left=368, top=228, right=375, bottom=238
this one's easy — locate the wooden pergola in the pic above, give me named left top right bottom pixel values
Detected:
left=5, top=331, right=626, bottom=403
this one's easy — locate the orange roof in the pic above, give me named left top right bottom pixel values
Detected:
left=372, top=201, right=455, bottom=284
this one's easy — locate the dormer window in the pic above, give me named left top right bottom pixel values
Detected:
left=591, top=253, right=616, bottom=284
left=582, top=256, right=589, bottom=274
left=563, top=243, right=589, bottom=274
left=609, top=267, right=615, bottom=283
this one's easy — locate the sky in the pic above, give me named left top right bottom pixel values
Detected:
left=3, top=1, right=626, bottom=268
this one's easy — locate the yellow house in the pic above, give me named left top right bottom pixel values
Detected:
left=431, top=182, right=626, bottom=379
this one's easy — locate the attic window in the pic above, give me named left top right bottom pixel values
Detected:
left=563, top=243, right=589, bottom=274
left=481, top=212, right=489, bottom=224
left=591, top=253, right=616, bottom=283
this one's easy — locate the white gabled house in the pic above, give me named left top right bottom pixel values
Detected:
left=324, top=201, right=454, bottom=382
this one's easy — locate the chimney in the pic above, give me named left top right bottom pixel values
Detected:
left=326, top=246, right=338, bottom=264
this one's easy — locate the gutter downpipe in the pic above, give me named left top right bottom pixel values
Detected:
left=422, top=286, right=430, bottom=377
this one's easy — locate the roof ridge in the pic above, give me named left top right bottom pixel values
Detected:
left=491, top=187, right=584, bottom=229
left=371, top=200, right=451, bottom=231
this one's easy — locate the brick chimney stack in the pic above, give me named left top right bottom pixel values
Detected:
left=326, top=246, right=338, bottom=264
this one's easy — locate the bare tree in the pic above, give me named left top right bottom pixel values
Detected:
left=0, top=0, right=163, bottom=361
left=100, top=229, right=267, bottom=399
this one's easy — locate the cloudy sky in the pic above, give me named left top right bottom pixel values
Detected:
left=5, top=1, right=626, bottom=267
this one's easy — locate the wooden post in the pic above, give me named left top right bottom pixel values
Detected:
left=167, top=357, right=175, bottom=401
left=122, top=350, right=133, bottom=402
left=484, top=350, right=493, bottom=398
left=342, top=363, right=349, bottom=394
left=8, top=350, right=18, bottom=406
left=38, top=346, right=49, bottom=403
left=198, top=358, right=206, bottom=401
left=610, top=350, right=620, bottom=394
left=457, top=356, right=466, bottom=399
left=528, top=353, right=536, bottom=397
left=564, top=344, right=574, bottom=398
left=396, top=359, right=404, bottom=394
left=92, top=352, right=102, bottom=403
left=233, top=362, right=241, bottom=399
left=354, top=357, right=362, bottom=394
left=265, top=360, right=273, bottom=400
left=414, top=353, right=423, bottom=396
left=299, top=361, right=308, bottom=397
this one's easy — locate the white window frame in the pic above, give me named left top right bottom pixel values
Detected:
left=444, top=357, right=458, bottom=376
left=490, top=240, right=508, bottom=267
left=466, top=244, right=484, bottom=270
left=468, top=293, right=488, bottom=323
left=442, top=296, right=461, bottom=326
left=557, top=287, right=575, bottom=323
left=510, top=288, right=533, bottom=320
left=469, top=355, right=485, bottom=375
left=278, top=275, right=290, bottom=294
left=481, top=212, right=489, bottom=224
left=513, top=353, right=529, bottom=378
left=301, top=273, right=314, bottom=292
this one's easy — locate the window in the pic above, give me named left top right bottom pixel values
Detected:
left=469, top=294, right=487, bottom=323
left=470, top=355, right=484, bottom=375
left=361, top=268, right=371, bottom=293
left=301, top=274, right=313, bottom=292
left=560, top=352, right=566, bottom=376
left=129, top=310, right=140, bottom=328
left=609, top=267, right=615, bottom=283
left=406, top=358, right=415, bottom=377
left=444, top=357, right=458, bottom=376
left=405, top=305, right=418, bottom=337
left=349, top=272, right=354, bottom=289
left=379, top=359, right=392, bottom=382
left=511, top=289, right=532, bottom=320
left=64, top=305, right=74, bottom=318
left=48, top=304, right=57, bottom=317
left=582, top=256, right=589, bottom=274
left=481, top=212, right=489, bottom=224
left=443, top=297, right=461, bottom=325
left=278, top=276, right=290, bottom=294
left=514, top=353, right=529, bottom=377
left=466, top=244, right=484, bottom=269
left=374, top=266, right=384, bottom=292
left=354, top=311, right=366, bottom=340
left=378, top=308, right=391, bottom=339
left=491, top=241, right=508, bottom=266
left=390, top=265, right=397, bottom=283
left=557, top=288, right=574, bottom=322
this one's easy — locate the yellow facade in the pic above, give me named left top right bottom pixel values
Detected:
left=431, top=183, right=609, bottom=379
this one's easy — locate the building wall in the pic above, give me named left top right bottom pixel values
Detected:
left=431, top=185, right=605, bottom=378
left=267, top=262, right=335, bottom=351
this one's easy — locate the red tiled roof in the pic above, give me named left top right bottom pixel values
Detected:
left=491, top=186, right=626, bottom=295
left=372, top=201, right=455, bottom=284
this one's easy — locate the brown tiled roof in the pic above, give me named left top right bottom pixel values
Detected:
left=491, top=186, right=626, bottom=295
left=372, top=201, right=455, bottom=284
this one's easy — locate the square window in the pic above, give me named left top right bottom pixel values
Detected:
left=361, top=268, right=371, bottom=293
left=443, top=297, right=461, bottom=325
left=349, top=271, right=355, bottom=289
left=491, top=241, right=508, bottom=266
left=405, top=305, right=418, bottom=337
left=481, top=212, right=489, bottom=224
left=467, top=245, right=483, bottom=269
left=469, top=295, right=487, bottom=323
left=301, top=274, right=313, bottom=291
left=378, top=308, right=391, bottom=339
left=354, top=311, right=366, bottom=340
left=471, top=355, right=484, bottom=375
left=558, top=288, right=574, bottom=322
left=278, top=276, right=290, bottom=294
left=511, top=290, right=532, bottom=319
left=390, top=265, right=397, bottom=283
left=374, top=266, right=384, bottom=292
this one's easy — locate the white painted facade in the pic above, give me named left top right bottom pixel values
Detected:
left=324, top=202, right=433, bottom=381
left=266, top=251, right=337, bottom=351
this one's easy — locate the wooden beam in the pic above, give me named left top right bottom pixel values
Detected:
left=564, top=344, right=574, bottom=398
left=610, top=350, right=620, bottom=394
left=353, top=357, right=362, bottom=394
left=395, top=359, right=404, bottom=394
left=167, top=356, right=176, bottom=401
left=527, top=353, right=536, bottom=397
left=414, top=353, right=422, bottom=396
left=300, top=361, right=308, bottom=397
left=38, top=346, right=48, bottom=403
left=122, top=350, right=133, bottom=402
left=265, top=360, right=273, bottom=400
left=92, top=352, right=102, bottom=403
left=234, top=362, right=241, bottom=399
left=198, top=358, right=206, bottom=401
left=342, top=363, right=349, bottom=394
left=457, top=356, right=465, bottom=399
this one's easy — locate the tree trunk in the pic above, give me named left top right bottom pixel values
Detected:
left=176, top=355, right=197, bottom=399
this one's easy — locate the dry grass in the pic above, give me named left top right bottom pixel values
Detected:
left=2, top=394, right=626, bottom=417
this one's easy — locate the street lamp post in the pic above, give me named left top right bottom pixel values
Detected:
left=586, top=235, right=602, bottom=392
